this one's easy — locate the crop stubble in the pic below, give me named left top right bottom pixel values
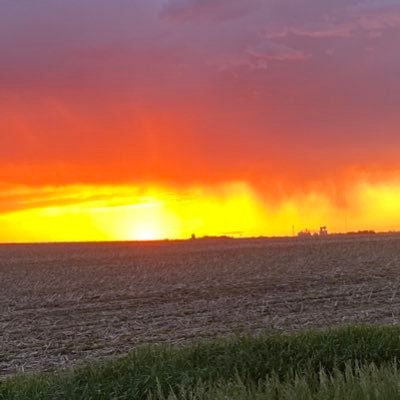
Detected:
left=1, top=236, right=400, bottom=376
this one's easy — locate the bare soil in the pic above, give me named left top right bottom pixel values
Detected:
left=1, top=236, right=400, bottom=377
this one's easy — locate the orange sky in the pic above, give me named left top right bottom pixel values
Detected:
left=1, top=0, right=400, bottom=242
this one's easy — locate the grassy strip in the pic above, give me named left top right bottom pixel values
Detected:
left=2, top=325, right=400, bottom=399
left=152, top=363, right=400, bottom=399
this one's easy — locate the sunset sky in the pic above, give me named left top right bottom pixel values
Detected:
left=1, top=0, right=400, bottom=242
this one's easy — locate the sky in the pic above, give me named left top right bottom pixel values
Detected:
left=1, top=0, right=400, bottom=242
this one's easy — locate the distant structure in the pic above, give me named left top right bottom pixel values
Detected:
left=191, top=233, right=196, bottom=240
left=298, top=229, right=312, bottom=238
left=297, top=227, right=329, bottom=238
left=346, top=230, right=376, bottom=236
left=319, top=226, right=328, bottom=236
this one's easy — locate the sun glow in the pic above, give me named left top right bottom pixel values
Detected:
left=0, top=179, right=400, bottom=243
left=0, top=183, right=263, bottom=243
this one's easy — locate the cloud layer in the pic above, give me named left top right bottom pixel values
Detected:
left=1, top=0, right=400, bottom=195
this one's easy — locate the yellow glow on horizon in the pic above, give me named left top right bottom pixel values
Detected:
left=0, top=183, right=265, bottom=242
left=0, top=179, right=399, bottom=243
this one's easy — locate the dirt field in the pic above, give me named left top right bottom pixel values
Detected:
left=1, top=235, right=400, bottom=377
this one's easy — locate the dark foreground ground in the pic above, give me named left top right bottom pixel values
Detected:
left=1, top=235, right=400, bottom=376
left=3, top=326, right=400, bottom=399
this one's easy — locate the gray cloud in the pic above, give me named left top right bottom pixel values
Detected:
left=354, top=0, right=400, bottom=11
left=265, top=0, right=400, bottom=39
left=246, top=42, right=310, bottom=62
left=161, top=0, right=259, bottom=21
left=212, top=41, right=310, bottom=73
left=266, top=23, right=353, bottom=39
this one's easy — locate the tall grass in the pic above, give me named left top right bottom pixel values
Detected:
left=2, top=325, right=400, bottom=399
left=153, top=364, right=400, bottom=400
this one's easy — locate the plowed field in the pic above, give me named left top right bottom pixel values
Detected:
left=1, top=236, right=400, bottom=377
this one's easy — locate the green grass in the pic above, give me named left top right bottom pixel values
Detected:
left=3, top=325, right=400, bottom=399
left=152, top=364, right=400, bottom=399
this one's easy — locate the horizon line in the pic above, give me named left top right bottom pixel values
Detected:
left=0, top=230, right=399, bottom=246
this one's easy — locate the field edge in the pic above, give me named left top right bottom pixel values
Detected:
left=3, top=324, right=400, bottom=399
